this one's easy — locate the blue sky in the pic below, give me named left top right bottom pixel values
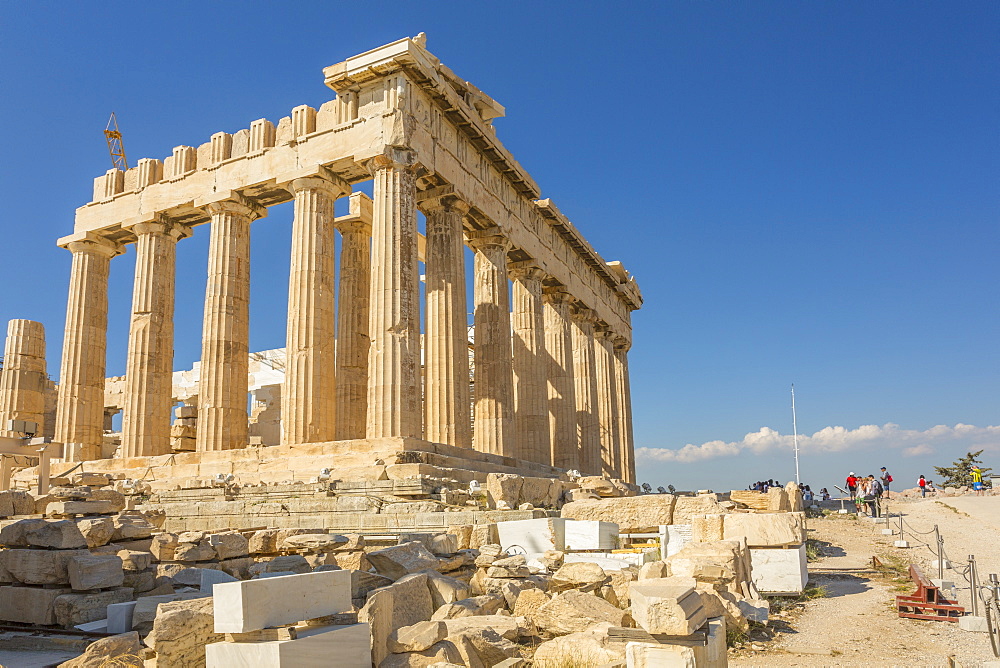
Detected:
left=1, top=2, right=997, bottom=492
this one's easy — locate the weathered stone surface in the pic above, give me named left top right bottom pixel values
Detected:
left=672, top=494, right=724, bottom=525
left=0, top=518, right=88, bottom=549
left=626, top=642, right=696, bottom=667
left=532, top=589, right=628, bottom=636
left=532, top=622, right=624, bottom=666
left=630, top=583, right=706, bottom=635
left=47, top=500, right=118, bottom=516
left=329, top=550, right=370, bottom=571
left=723, top=511, right=806, bottom=547
left=353, top=570, right=394, bottom=599
left=768, top=487, right=790, bottom=511
left=173, top=539, right=215, bottom=562
left=0, top=584, right=71, bottom=624
left=381, top=642, right=462, bottom=668
left=150, top=532, right=179, bottom=560
left=691, top=513, right=725, bottom=542
left=57, top=631, right=142, bottom=668
left=639, top=561, right=668, bottom=580
left=207, top=532, right=249, bottom=559
left=70, top=473, right=112, bottom=487
left=280, top=533, right=348, bottom=552
left=550, top=561, right=608, bottom=592
left=77, top=517, right=115, bottom=547
left=561, top=496, right=675, bottom=531
left=486, top=473, right=523, bottom=509
left=109, top=513, right=155, bottom=542
left=49, top=486, right=92, bottom=501
left=512, top=588, right=550, bottom=617
left=249, top=554, right=311, bottom=576
left=0, top=547, right=86, bottom=584
left=447, top=525, right=473, bottom=550
left=123, top=568, right=156, bottom=593
left=69, top=554, right=124, bottom=590
left=431, top=594, right=504, bottom=619
left=368, top=541, right=439, bottom=580
left=666, top=540, right=752, bottom=596
left=118, top=549, right=152, bottom=571
left=469, top=523, right=497, bottom=549
left=399, top=569, right=470, bottom=609
left=360, top=571, right=434, bottom=666
left=145, top=596, right=223, bottom=668
left=388, top=620, right=448, bottom=653
left=131, top=591, right=206, bottom=631
left=54, top=586, right=134, bottom=627
left=442, top=614, right=536, bottom=641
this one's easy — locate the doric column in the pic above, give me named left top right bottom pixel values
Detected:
left=542, top=288, right=577, bottom=470
left=510, top=263, right=550, bottom=464
left=613, top=336, right=636, bottom=483
left=54, top=233, right=123, bottom=461
left=421, top=189, right=472, bottom=449
left=0, top=320, right=47, bottom=432
left=365, top=149, right=422, bottom=439
left=282, top=174, right=349, bottom=446
left=334, top=193, right=373, bottom=441
left=571, top=305, right=601, bottom=475
left=469, top=229, right=514, bottom=456
left=121, top=219, right=190, bottom=458
left=196, top=194, right=265, bottom=452
left=594, top=328, right=621, bottom=478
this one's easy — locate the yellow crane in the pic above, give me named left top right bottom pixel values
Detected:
left=104, top=112, right=128, bottom=171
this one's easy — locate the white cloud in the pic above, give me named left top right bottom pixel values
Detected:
left=636, top=423, right=1000, bottom=463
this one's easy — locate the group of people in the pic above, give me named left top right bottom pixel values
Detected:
left=846, top=467, right=893, bottom=517
left=746, top=480, right=831, bottom=502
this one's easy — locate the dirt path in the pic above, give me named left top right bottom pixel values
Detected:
left=730, top=498, right=1000, bottom=667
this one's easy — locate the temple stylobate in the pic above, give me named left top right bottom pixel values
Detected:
left=53, top=36, right=642, bottom=482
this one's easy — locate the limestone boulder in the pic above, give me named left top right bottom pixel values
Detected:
left=54, top=586, right=134, bottom=627
left=144, top=596, right=223, bottom=667
left=672, top=494, right=725, bottom=525
left=47, top=500, right=118, bottom=516
left=328, top=550, right=370, bottom=571
left=88, top=488, right=126, bottom=511
left=630, top=583, right=707, bottom=635
left=531, top=622, right=625, bottom=667
left=280, top=533, right=347, bottom=553
left=448, top=627, right=522, bottom=668
left=70, top=472, right=111, bottom=488
left=130, top=592, right=207, bottom=632
left=550, top=561, right=608, bottom=592
left=360, top=571, right=435, bottom=666
left=123, top=568, right=156, bottom=593
left=486, top=473, right=523, bottom=509
left=561, top=496, right=676, bottom=531
left=786, top=481, right=804, bottom=512
left=69, top=554, right=124, bottom=590
left=469, top=523, right=497, bottom=549
left=57, top=631, right=142, bottom=668
left=447, top=525, right=473, bottom=550
left=49, top=486, right=91, bottom=501
left=173, top=539, right=216, bottom=562
left=250, top=554, right=311, bottom=576
left=519, top=477, right=563, bottom=508
left=0, top=584, right=70, bottom=624
left=639, top=561, right=668, bottom=580
left=531, top=589, right=628, bottom=636
left=431, top=594, right=504, bottom=619
left=692, top=513, right=725, bottom=542
left=368, top=541, right=439, bottom=580
left=149, top=533, right=179, bottom=561
left=10, top=490, right=36, bottom=516
left=1, top=547, right=86, bottom=585
left=626, top=642, right=696, bottom=667
left=577, top=476, right=619, bottom=497
left=388, top=620, right=448, bottom=653
left=666, top=540, right=752, bottom=595
left=207, top=532, right=249, bottom=559
left=381, top=643, right=463, bottom=668
left=118, top=550, right=153, bottom=572
left=442, top=614, right=536, bottom=641
left=608, top=569, right=638, bottom=608
left=0, top=491, right=14, bottom=518
left=768, top=487, right=790, bottom=511
left=76, top=517, right=115, bottom=547
left=723, top=511, right=806, bottom=547
left=110, top=513, right=156, bottom=542
left=399, top=569, right=470, bottom=609
left=512, top=588, right=551, bottom=617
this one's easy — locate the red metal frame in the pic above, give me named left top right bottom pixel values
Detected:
left=896, top=564, right=964, bottom=621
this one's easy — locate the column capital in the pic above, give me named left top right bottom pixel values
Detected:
left=364, top=147, right=417, bottom=175
left=593, top=327, right=616, bottom=342
left=467, top=227, right=511, bottom=253
left=334, top=192, right=373, bottom=235
left=570, top=303, right=598, bottom=326
left=198, top=191, right=267, bottom=220
left=123, top=215, right=192, bottom=242
left=542, top=286, right=575, bottom=306
left=612, top=335, right=632, bottom=352
left=418, top=185, right=471, bottom=215
left=283, top=166, right=350, bottom=200
left=508, top=261, right=546, bottom=283
left=57, top=231, right=125, bottom=259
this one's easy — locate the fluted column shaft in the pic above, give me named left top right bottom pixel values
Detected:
left=0, top=320, right=47, bottom=431
left=121, top=220, right=188, bottom=458
left=335, top=214, right=372, bottom=441
left=543, top=290, right=577, bottom=470
left=422, top=194, right=472, bottom=448
left=196, top=197, right=263, bottom=452
left=366, top=150, right=421, bottom=439
left=594, top=329, right=621, bottom=478
left=283, top=176, right=348, bottom=446
left=470, top=231, right=514, bottom=456
left=55, top=235, right=122, bottom=461
left=571, top=305, right=601, bottom=475
left=614, top=339, right=636, bottom=483
left=510, top=265, right=550, bottom=464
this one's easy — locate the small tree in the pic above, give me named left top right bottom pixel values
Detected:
left=933, top=450, right=993, bottom=488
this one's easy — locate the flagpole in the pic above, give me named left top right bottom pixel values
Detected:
left=791, top=384, right=801, bottom=484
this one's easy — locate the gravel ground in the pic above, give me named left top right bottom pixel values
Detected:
left=730, top=496, right=1000, bottom=667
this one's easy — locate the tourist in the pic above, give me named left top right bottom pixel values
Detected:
left=820, top=488, right=831, bottom=501
left=927, top=479, right=938, bottom=495
left=867, top=475, right=883, bottom=517
left=855, top=477, right=868, bottom=514
left=880, top=467, right=893, bottom=494
left=846, top=472, right=858, bottom=499
left=971, top=466, right=984, bottom=496
left=918, top=475, right=928, bottom=497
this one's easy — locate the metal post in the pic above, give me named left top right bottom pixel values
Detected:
left=935, top=525, right=943, bottom=579
left=969, top=555, right=979, bottom=617
left=899, top=512, right=904, bottom=538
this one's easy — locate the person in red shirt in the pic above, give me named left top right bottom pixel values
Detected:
left=846, top=472, right=858, bottom=498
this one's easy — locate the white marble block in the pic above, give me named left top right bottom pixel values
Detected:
left=749, top=545, right=808, bottom=595
left=564, top=520, right=619, bottom=551
left=206, top=623, right=371, bottom=667
left=107, top=600, right=137, bottom=634
left=213, top=570, right=352, bottom=634
left=496, top=518, right=566, bottom=556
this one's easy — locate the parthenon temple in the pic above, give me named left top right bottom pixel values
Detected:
left=6, top=35, right=642, bottom=485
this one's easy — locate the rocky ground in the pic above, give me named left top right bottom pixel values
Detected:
left=731, top=496, right=1000, bottom=667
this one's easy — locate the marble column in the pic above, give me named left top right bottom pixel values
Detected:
left=55, top=234, right=123, bottom=461
left=334, top=193, right=373, bottom=441
left=121, top=219, right=189, bottom=458
left=469, top=230, right=514, bottom=456
left=421, top=191, right=472, bottom=448
left=196, top=195, right=264, bottom=452
left=365, top=149, right=421, bottom=439
left=542, top=289, right=577, bottom=470
left=0, top=320, right=47, bottom=432
left=594, top=328, right=621, bottom=478
left=614, top=337, right=636, bottom=484
left=510, top=263, right=550, bottom=464
left=282, top=175, right=348, bottom=446
left=571, top=305, right=601, bottom=475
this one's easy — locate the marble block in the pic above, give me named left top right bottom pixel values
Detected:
left=213, top=570, right=352, bottom=633
left=564, top=520, right=618, bottom=551
left=205, top=623, right=371, bottom=667
left=749, top=545, right=808, bottom=595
